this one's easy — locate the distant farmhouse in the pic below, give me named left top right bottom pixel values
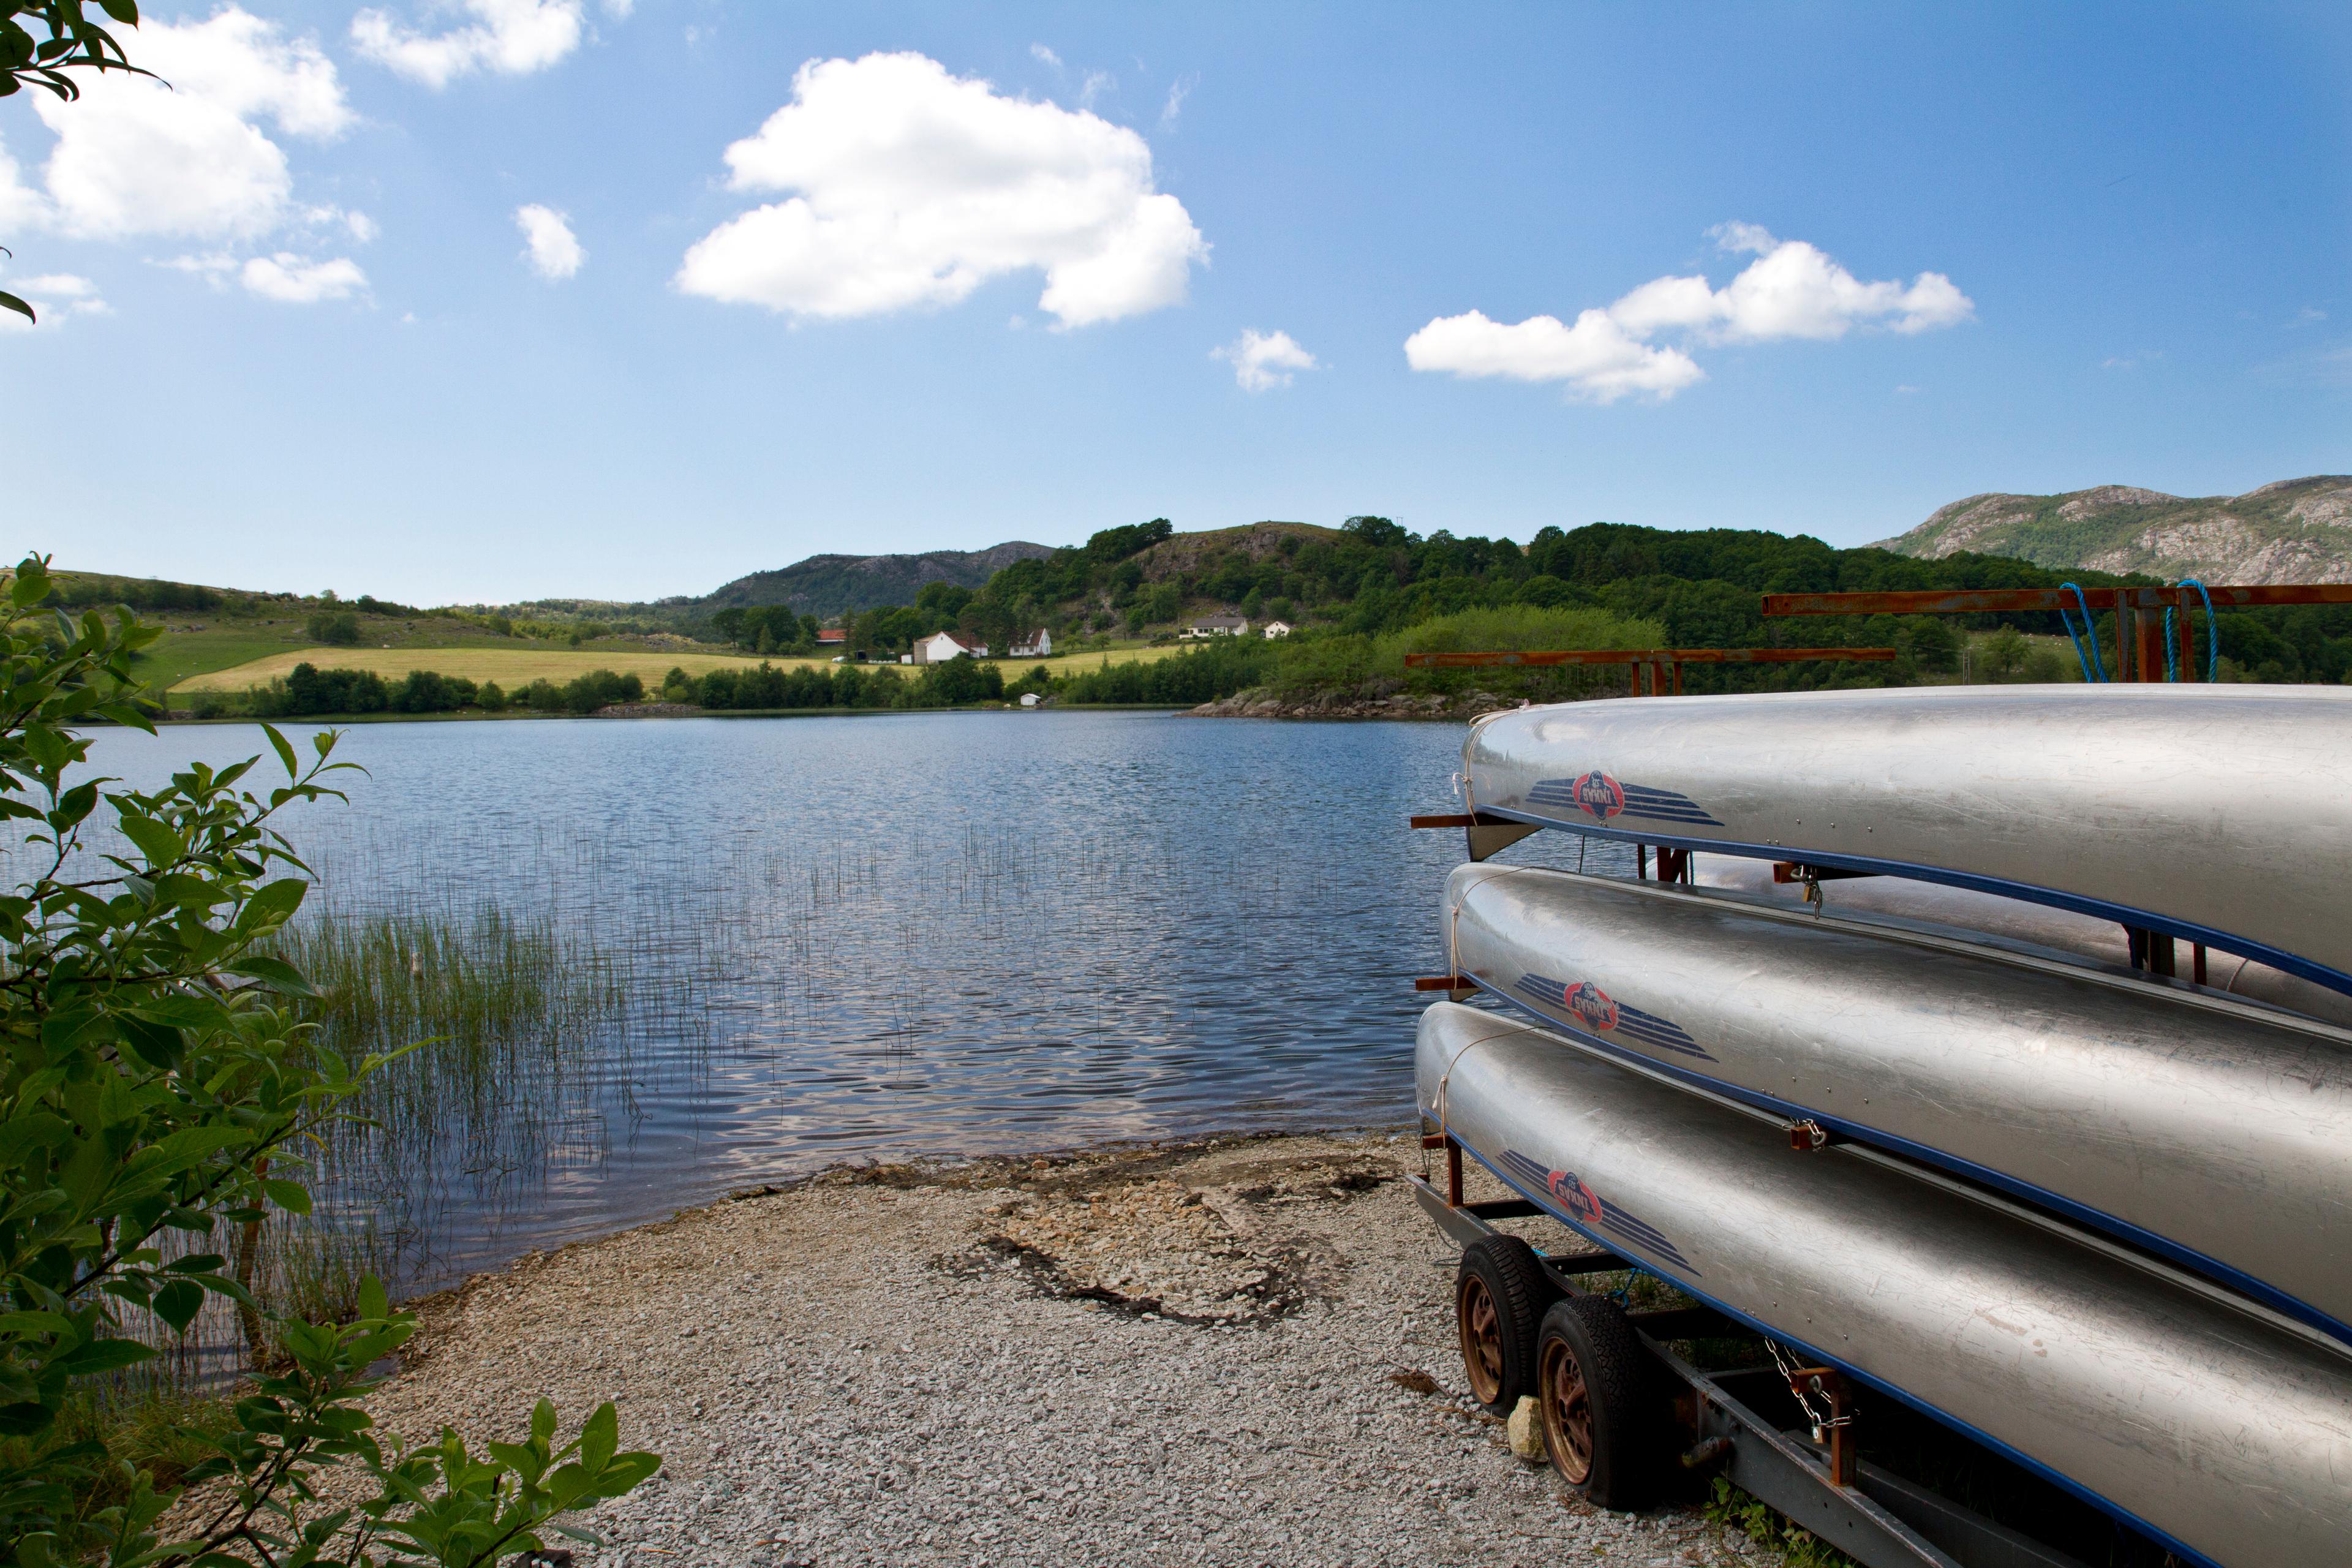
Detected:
left=913, top=630, right=989, bottom=663
left=1009, top=628, right=1053, bottom=658
left=1181, top=615, right=1248, bottom=639
left=1260, top=619, right=1293, bottom=638
left=816, top=625, right=848, bottom=647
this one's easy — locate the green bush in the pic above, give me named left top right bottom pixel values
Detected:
left=304, top=611, right=361, bottom=646
left=0, top=556, right=660, bottom=1564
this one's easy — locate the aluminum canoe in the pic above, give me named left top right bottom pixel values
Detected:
left=1417, top=1001, right=2352, bottom=1568
left=1458, top=684, right=2352, bottom=995
left=1444, top=861, right=2352, bottom=1343
left=1692, top=855, right=2352, bottom=1030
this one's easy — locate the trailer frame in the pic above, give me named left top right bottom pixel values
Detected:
left=1411, top=1136, right=2095, bottom=1568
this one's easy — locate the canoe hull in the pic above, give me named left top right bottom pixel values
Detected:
left=1416, top=1001, right=2352, bottom=1568
left=1690, top=854, right=2352, bottom=1030
left=1443, top=861, right=2352, bottom=1344
left=1460, top=685, right=2352, bottom=994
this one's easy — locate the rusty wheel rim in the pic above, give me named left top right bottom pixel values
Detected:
left=1457, top=1274, right=1504, bottom=1406
left=1540, top=1336, right=1595, bottom=1485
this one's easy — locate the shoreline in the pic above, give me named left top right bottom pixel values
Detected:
left=142, top=701, right=1198, bottom=726
left=366, top=1128, right=1755, bottom=1567
left=1186, top=686, right=1514, bottom=721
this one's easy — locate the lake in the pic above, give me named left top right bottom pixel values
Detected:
left=70, top=710, right=1627, bottom=1298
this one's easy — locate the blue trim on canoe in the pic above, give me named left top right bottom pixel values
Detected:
left=1468, top=972, right=2352, bottom=1353
left=1473, top=802, right=2352, bottom=1001
left=1444, top=1134, right=2222, bottom=1568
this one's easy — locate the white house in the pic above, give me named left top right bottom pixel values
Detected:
left=1260, top=619, right=1294, bottom=638
left=913, top=630, right=987, bottom=663
left=1180, top=615, right=1248, bottom=639
left=1009, top=627, right=1053, bottom=658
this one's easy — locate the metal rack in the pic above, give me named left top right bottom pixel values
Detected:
left=1412, top=1139, right=2097, bottom=1568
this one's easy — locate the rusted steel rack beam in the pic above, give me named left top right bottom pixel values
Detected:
left=1401, top=646, right=1898, bottom=698
left=1401, top=646, right=1898, bottom=668
left=1760, top=581, right=2352, bottom=684
left=1760, top=584, right=2352, bottom=617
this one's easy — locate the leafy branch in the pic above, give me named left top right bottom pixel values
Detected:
left=0, top=556, right=660, bottom=1564
left=2, top=2, right=157, bottom=322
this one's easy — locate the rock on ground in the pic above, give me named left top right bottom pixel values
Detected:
left=1185, top=688, right=1519, bottom=721
left=372, top=1132, right=1779, bottom=1567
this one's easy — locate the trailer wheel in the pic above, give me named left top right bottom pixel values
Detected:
left=1536, top=1296, right=1658, bottom=1510
left=1455, top=1235, right=1553, bottom=1414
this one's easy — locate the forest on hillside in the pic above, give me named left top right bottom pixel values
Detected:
left=701, top=514, right=2352, bottom=693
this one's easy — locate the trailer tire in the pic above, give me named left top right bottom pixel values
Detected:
left=1535, top=1295, right=1660, bottom=1510
left=1455, top=1235, right=1553, bottom=1415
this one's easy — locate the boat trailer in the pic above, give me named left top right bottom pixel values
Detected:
left=1412, top=1129, right=2105, bottom=1568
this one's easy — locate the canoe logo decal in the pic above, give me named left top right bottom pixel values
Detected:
left=1517, top=974, right=1713, bottom=1061
left=1564, top=981, right=1618, bottom=1032
left=1526, top=775, right=1725, bottom=829
left=1571, top=771, right=1626, bottom=821
left=1499, top=1150, right=1697, bottom=1273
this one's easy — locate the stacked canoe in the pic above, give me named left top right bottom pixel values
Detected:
left=1419, top=685, right=2352, bottom=1568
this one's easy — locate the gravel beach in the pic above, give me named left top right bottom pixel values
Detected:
left=373, top=1131, right=1777, bottom=1568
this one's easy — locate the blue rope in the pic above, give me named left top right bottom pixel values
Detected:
left=2180, top=578, right=2217, bottom=681
left=2058, top=582, right=2106, bottom=682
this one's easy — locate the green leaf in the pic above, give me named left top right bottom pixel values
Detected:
left=260, top=1177, right=312, bottom=1215
left=116, top=812, right=185, bottom=867
left=580, top=1401, right=618, bottom=1471
left=49, top=780, right=98, bottom=829
left=222, top=954, right=318, bottom=997
left=358, top=1273, right=388, bottom=1322
left=55, top=1336, right=157, bottom=1374
left=153, top=1278, right=203, bottom=1333
left=115, top=1011, right=185, bottom=1070
left=530, top=1397, right=556, bottom=1445
left=262, top=722, right=299, bottom=781
left=237, top=875, right=307, bottom=933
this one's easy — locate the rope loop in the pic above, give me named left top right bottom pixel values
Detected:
left=2057, top=582, right=2107, bottom=682
left=2179, top=578, right=2218, bottom=682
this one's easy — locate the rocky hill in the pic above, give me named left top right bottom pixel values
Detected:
left=682, top=541, right=1057, bottom=614
left=1874, top=476, right=2352, bottom=583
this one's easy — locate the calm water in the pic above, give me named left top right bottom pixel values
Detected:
left=71, top=710, right=1623, bottom=1294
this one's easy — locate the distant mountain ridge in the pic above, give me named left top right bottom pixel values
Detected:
left=680, top=541, right=1057, bottom=615
left=1874, top=475, right=2352, bottom=584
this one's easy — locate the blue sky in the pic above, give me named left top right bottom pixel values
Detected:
left=7, top=1, right=2347, bottom=605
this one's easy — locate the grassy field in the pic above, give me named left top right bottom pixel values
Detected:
left=132, top=617, right=690, bottom=691
left=173, top=641, right=1191, bottom=693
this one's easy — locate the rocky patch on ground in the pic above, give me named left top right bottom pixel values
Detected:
left=358, top=1132, right=1774, bottom=1567
left=945, top=1154, right=1396, bottom=1325
left=1188, top=685, right=1517, bottom=720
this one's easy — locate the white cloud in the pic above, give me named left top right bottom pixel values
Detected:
left=1029, top=43, right=1061, bottom=69
left=515, top=203, right=584, bottom=279
left=0, top=273, right=111, bottom=331
left=1160, top=74, right=1195, bottom=130
left=1406, top=309, right=1703, bottom=402
left=239, top=252, right=367, bottom=303
left=0, top=7, right=350, bottom=242
left=1079, top=69, right=1114, bottom=110
left=1681, top=224, right=1973, bottom=341
left=352, top=0, right=585, bottom=88
left=1407, top=225, right=1972, bottom=401
left=1213, top=328, right=1316, bottom=392
left=675, top=51, right=1207, bottom=330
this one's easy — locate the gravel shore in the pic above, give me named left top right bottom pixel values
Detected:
left=374, top=1131, right=1776, bottom=1568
